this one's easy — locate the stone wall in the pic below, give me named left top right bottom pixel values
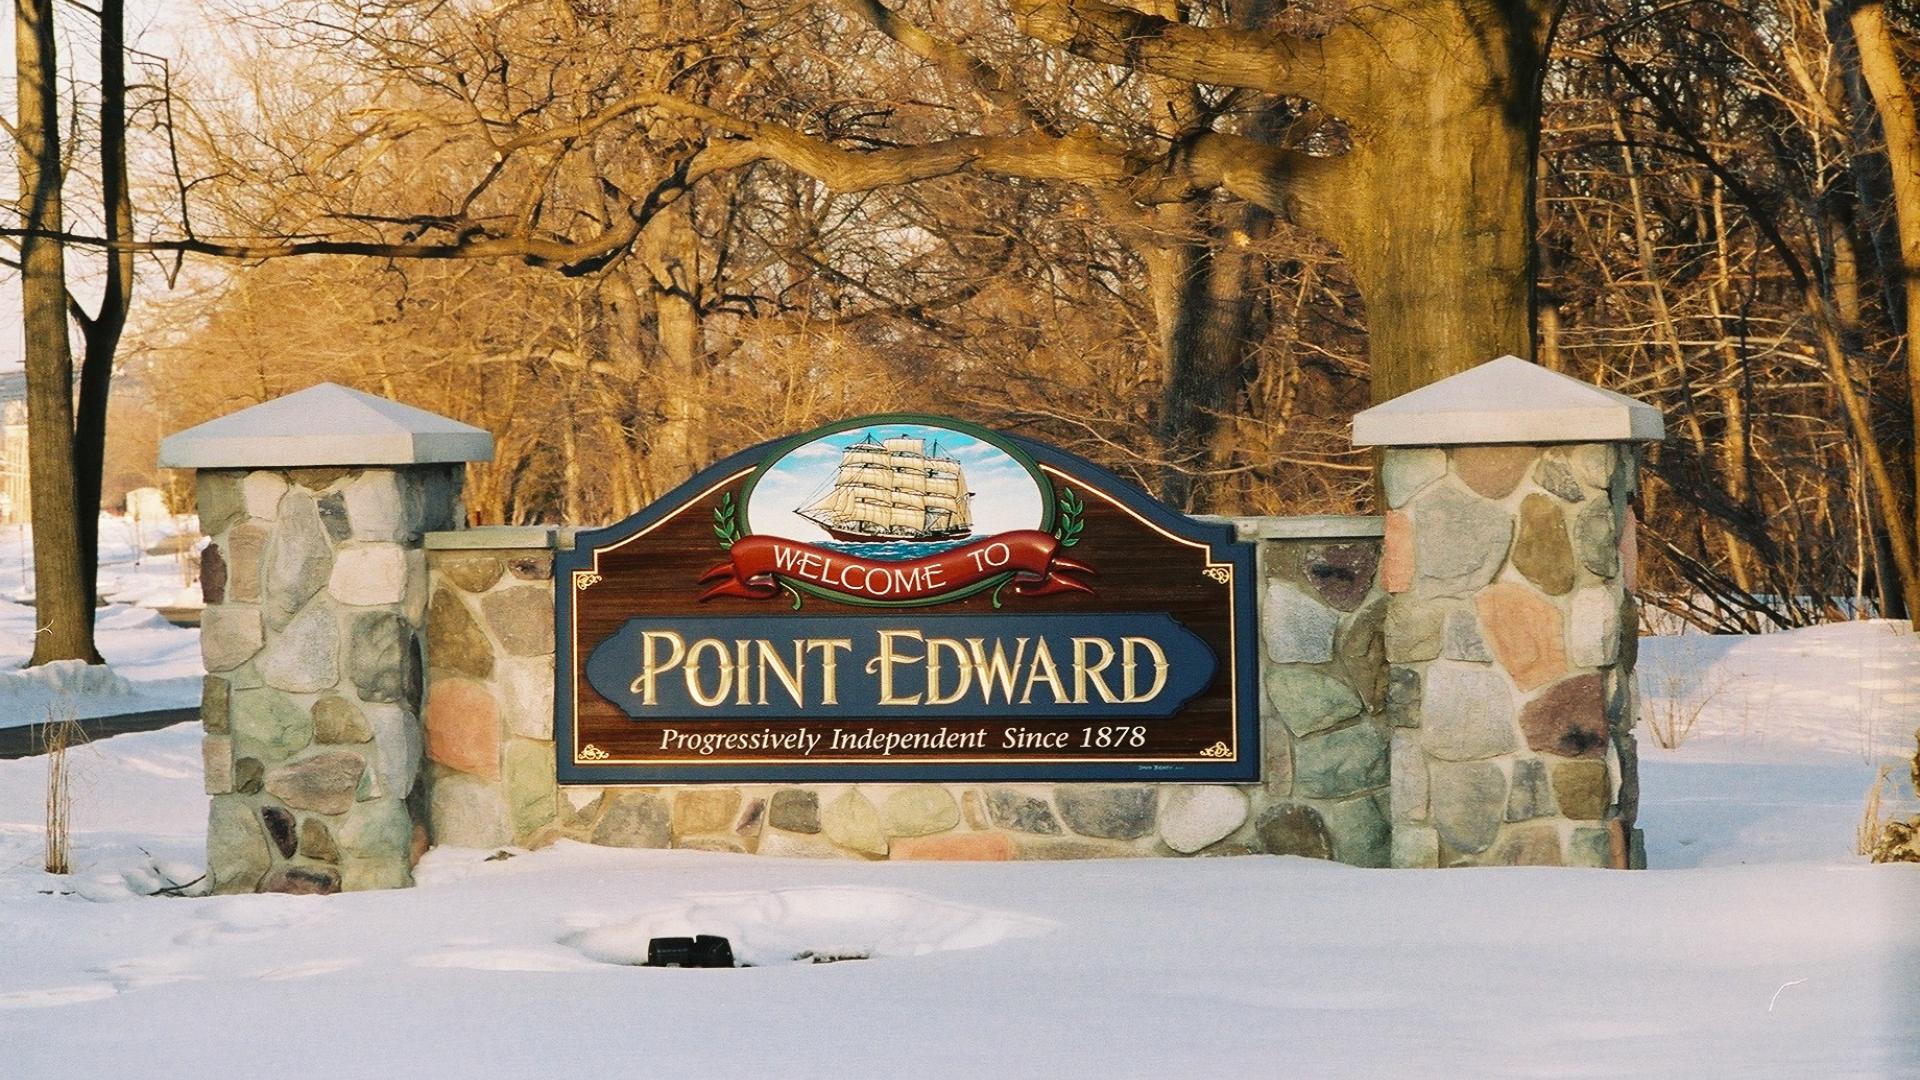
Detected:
left=419, top=531, right=559, bottom=849
left=196, top=465, right=461, bottom=893
left=419, top=518, right=1396, bottom=864
left=1379, top=443, right=1643, bottom=868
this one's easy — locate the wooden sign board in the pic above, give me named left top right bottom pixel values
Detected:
left=555, top=416, right=1259, bottom=783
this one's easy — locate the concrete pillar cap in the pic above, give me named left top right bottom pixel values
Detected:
left=159, top=383, right=494, bottom=468
left=1352, top=356, right=1665, bottom=447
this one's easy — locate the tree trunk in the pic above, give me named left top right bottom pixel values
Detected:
left=73, top=0, right=133, bottom=614
left=1538, top=297, right=1564, bottom=372
left=638, top=198, right=706, bottom=495
left=560, top=377, right=584, bottom=523
left=1707, top=289, right=1757, bottom=593
left=1807, top=277, right=1917, bottom=611
left=597, top=275, right=649, bottom=512
left=1143, top=203, right=1270, bottom=509
left=16, top=0, right=100, bottom=665
left=1322, top=0, right=1556, bottom=405
left=598, top=413, right=640, bottom=518
left=1847, top=0, right=1920, bottom=629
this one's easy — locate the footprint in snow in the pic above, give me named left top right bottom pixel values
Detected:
left=173, top=894, right=325, bottom=947
left=96, top=952, right=200, bottom=991
left=409, top=948, right=598, bottom=973
left=253, top=958, right=360, bottom=981
left=0, top=983, right=119, bottom=1010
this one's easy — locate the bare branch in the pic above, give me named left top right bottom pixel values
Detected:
left=833, top=0, right=1053, bottom=132
left=640, top=93, right=1135, bottom=189
left=1143, top=134, right=1347, bottom=232
left=0, top=155, right=717, bottom=277
left=1008, top=0, right=1354, bottom=116
left=647, top=93, right=1346, bottom=224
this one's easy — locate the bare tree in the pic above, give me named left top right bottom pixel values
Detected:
left=6, top=0, right=138, bottom=664
left=1542, top=0, right=1918, bottom=629
left=72, top=0, right=136, bottom=614
left=33, top=0, right=1911, bottom=636
left=12, top=0, right=96, bottom=663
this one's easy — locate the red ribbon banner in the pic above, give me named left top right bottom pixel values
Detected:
left=699, top=530, right=1094, bottom=603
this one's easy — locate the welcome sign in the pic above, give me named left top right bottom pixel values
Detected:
left=554, top=416, right=1259, bottom=782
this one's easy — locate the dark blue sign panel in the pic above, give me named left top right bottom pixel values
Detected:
left=555, top=415, right=1261, bottom=783
left=585, top=614, right=1216, bottom=721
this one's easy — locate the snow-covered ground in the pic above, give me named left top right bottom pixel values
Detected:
left=0, top=622, right=1914, bottom=1077
left=0, top=518, right=204, bottom=727
left=1637, top=620, right=1919, bottom=767
left=0, top=514, right=203, bottom=610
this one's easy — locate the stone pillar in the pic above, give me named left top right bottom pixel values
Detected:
left=418, top=527, right=561, bottom=851
left=1352, top=357, right=1664, bottom=869
left=160, top=385, right=492, bottom=892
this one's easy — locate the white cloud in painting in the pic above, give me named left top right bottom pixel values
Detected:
left=743, top=423, right=1045, bottom=542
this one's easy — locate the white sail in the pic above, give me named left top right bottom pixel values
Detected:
left=949, top=462, right=972, bottom=528
left=795, top=433, right=975, bottom=539
left=803, top=485, right=852, bottom=516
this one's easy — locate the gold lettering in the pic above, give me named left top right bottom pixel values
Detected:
left=757, top=640, right=806, bottom=707
left=806, top=639, right=853, bottom=705
left=734, top=640, right=752, bottom=705
left=967, top=637, right=1028, bottom=704
left=868, top=630, right=925, bottom=705
left=1020, top=638, right=1068, bottom=704
left=630, top=630, right=686, bottom=705
left=925, top=637, right=972, bottom=706
left=1120, top=636, right=1170, bottom=702
left=1072, top=637, right=1121, bottom=704
left=683, top=638, right=733, bottom=707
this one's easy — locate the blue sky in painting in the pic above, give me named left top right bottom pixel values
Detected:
left=744, top=423, right=1045, bottom=542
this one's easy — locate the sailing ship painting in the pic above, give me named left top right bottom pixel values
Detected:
left=796, top=433, right=973, bottom=543
left=740, top=418, right=1048, bottom=561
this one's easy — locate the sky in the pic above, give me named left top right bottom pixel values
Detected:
left=744, top=423, right=1047, bottom=543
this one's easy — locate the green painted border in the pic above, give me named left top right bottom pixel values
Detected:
left=732, top=413, right=1054, bottom=609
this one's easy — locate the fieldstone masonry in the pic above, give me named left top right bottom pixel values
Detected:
left=160, top=384, right=493, bottom=893
left=1375, top=444, right=1641, bottom=867
left=190, top=465, right=462, bottom=892
left=171, top=358, right=1663, bottom=886
left=420, top=518, right=1396, bottom=864
left=419, top=529, right=561, bottom=849
left=1357, top=356, right=1664, bottom=868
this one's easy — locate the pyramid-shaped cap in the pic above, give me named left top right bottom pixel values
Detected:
left=1352, top=356, right=1664, bottom=447
left=159, top=383, right=495, bottom=468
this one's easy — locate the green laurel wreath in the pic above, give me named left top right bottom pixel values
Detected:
left=713, top=491, right=741, bottom=549
left=1052, top=487, right=1084, bottom=547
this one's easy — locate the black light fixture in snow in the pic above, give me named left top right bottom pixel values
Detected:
left=645, top=935, right=735, bottom=968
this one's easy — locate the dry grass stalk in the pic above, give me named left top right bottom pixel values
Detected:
left=1644, top=665, right=1724, bottom=750
left=40, top=703, right=84, bottom=875
left=1857, top=766, right=1893, bottom=857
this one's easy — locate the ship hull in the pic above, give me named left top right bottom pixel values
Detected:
left=817, top=523, right=972, bottom=544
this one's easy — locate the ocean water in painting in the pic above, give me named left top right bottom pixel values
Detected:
left=816, top=538, right=975, bottom=562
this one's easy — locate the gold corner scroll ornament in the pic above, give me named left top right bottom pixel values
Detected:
left=578, top=744, right=609, bottom=761
left=1197, top=741, right=1232, bottom=758
left=1202, top=566, right=1231, bottom=585
left=574, top=571, right=602, bottom=591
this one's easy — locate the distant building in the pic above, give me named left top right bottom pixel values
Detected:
left=0, top=371, right=26, bottom=524
left=126, top=486, right=169, bottom=523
